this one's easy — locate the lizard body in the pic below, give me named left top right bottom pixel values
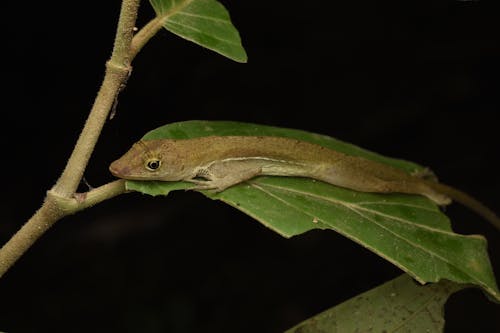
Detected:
left=109, top=136, right=500, bottom=230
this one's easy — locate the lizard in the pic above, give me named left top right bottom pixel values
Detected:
left=109, top=135, right=500, bottom=230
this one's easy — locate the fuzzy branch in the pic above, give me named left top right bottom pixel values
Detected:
left=53, top=0, right=141, bottom=197
left=0, top=0, right=142, bottom=278
left=0, top=180, right=127, bottom=277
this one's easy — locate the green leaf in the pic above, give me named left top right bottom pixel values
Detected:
left=125, top=120, right=499, bottom=301
left=285, top=274, right=465, bottom=333
left=149, top=0, right=247, bottom=62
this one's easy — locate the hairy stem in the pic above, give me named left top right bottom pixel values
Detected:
left=0, top=0, right=174, bottom=278
left=61, top=180, right=127, bottom=212
left=0, top=180, right=127, bottom=277
left=130, top=16, right=164, bottom=59
left=0, top=0, right=141, bottom=277
left=52, top=0, right=141, bottom=198
left=53, top=65, right=128, bottom=197
left=0, top=199, right=63, bottom=278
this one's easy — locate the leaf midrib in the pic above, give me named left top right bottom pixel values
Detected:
left=176, top=11, right=229, bottom=24
left=166, top=20, right=240, bottom=45
left=158, top=0, right=194, bottom=23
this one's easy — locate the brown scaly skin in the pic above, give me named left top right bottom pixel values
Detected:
left=110, top=136, right=500, bottom=230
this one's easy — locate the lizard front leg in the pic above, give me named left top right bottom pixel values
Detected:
left=186, top=160, right=264, bottom=192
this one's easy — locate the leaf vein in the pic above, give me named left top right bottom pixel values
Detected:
left=254, top=181, right=491, bottom=286
left=157, top=0, right=194, bottom=20
left=346, top=207, right=442, bottom=280
left=256, top=181, right=453, bottom=235
left=176, top=11, right=231, bottom=24
left=250, top=182, right=420, bottom=280
left=165, top=20, right=240, bottom=46
left=357, top=201, right=437, bottom=212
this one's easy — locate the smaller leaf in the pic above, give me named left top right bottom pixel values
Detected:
left=149, top=0, right=247, bottom=62
left=285, top=274, right=464, bottom=333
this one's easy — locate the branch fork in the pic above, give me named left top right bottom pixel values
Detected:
left=0, top=0, right=156, bottom=277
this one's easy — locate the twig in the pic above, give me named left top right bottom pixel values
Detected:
left=53, top=0, right=141, bottom=198
left=130, top=16, right=164, bottom=59
left=0, top=0, right=141, bottom=278
left=0, top=180, right=127, bottom=277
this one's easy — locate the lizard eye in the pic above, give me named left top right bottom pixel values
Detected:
left=145, top=158, right=161, bottom=171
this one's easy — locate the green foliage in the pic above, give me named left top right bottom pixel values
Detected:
left=286, top=274, right=464, bottom=333
left=126, top=120, right=499, bottom=301
left=149, top=0, right=247, bottom=62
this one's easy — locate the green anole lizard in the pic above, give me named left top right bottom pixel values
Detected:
left=109, top=136, right=500, bottom=230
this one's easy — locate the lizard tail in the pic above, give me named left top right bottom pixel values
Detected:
left=425, top=180, right=500, bottom=231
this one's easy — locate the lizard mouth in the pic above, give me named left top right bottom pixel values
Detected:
left=109, top=160, right=150, bottom=180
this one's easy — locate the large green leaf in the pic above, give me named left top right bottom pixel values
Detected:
left=285, top=274, right=464, bottom=333
left=125, top=120, right=499, bottom=301
left=149, top=0, right=247, bottom=62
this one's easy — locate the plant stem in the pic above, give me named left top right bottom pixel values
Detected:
left=0, top=0, right=176, bottom=278
left=130, top=16, right=164, bottom=59
left=0, top=198, right=64, bottom=278
left=61, top=180, right=127, bottom=212
left=52, top=66, right=127, bottom=197
left=0, top=181, right=127, bottom=277
left=52, top=0, right=141, bottom=198
left=0, top=0, right=141, bottom=277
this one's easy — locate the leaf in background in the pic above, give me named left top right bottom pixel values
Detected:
left=125, top=120, right=499, bottom=301
left=285, top=274, right=464, bottom=333
left=149, top=0, right=247, bottom=62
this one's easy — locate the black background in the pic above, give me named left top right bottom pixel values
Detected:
left=1, top=0, right=499, bottom=332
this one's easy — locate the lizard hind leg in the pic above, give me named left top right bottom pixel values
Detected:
left=379, top=180, right=452, bottom=206
left=315, top=164, right=451, bottom=205
left=417, top=186, right=452, bottom=206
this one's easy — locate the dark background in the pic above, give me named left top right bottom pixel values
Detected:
left=1, top=0, right=499, bottom=332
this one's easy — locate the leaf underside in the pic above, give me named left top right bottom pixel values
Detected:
left=126, top=120, right=499, bottom=301
left=149, top=0, right=247, bottom=62
left=285, top=274, right=465, bottom=333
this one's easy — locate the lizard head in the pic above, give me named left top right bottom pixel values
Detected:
left=109, top=139, right=187, bottom=181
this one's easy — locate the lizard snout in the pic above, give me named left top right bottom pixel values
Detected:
left=109, top=160, right=130, bottom=178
